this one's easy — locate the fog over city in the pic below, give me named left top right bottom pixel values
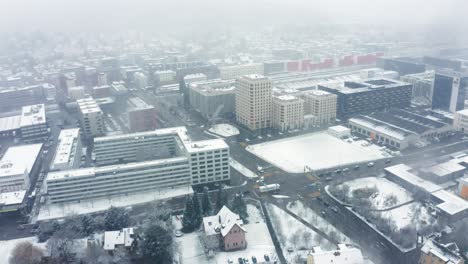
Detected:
left=0, top=1, right=467, bottom=264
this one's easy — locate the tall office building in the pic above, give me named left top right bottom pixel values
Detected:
left=303, top=90, right=337, bottom=125
left=20, top=104, right=48, bottom=141
left=77, top=98, right=105, bottom=139
left=431, top=71, right=468, bottom=113
left=235, top=75, right=272, bottom=130
left=126, top=97, right=157, bottom=132
left=272, top=95, right=304, bottom=131
left=188, top=79, right=236, bottom=119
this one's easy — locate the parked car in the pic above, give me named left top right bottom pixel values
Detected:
left=367, top=162, right=374, bottom=167
left=238, top=257, right=244, bottom=264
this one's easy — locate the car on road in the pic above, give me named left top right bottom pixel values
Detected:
left=321, top=211, right=326, bottom=216
left=175, top=230, right=183, bottom=237
left=238, top=257, right=244, bottom=264
left=325, top=177, right=333, bottom=182
left=334, top=169, right=341, bottom=174
left=367, top=162, right=374, bottom=167
left=331, top=206, right=339, bottom=213
left=354, top=165, right=360, bottom=170
left=342, top=168, right=349, bottom=172
left=385, top=159, right=392, bottom=164
left=16, top=225, right=25, bottom=230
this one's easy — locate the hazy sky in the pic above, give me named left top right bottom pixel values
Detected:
left=0, top=0, right=466, bottom=33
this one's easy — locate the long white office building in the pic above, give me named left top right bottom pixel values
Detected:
left=46, top=127, right=230, bottom=204
left=0, top=144, right=42, bottom=192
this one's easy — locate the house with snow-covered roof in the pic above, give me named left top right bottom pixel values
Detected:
left=202, top=206, right=247, bottom=251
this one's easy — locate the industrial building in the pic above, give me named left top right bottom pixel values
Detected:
left=188, top=79, right=236, bottom=119
left=50, top=128, right=82, bottom=171
left=46, top=127, right=230, bottom=203
left=348, top=108, right=453, bottom=150
left=0, top=85, right=45, bottom=111
left=20, top=104, right=48, bottom=141
left=318, top=79, right=412, bottom=119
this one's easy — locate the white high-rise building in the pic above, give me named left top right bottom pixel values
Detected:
left=219, top=63, right=264, bottom=80
left=272, top=95, right=304, bottom=131
left=97, top=72, right=107, bottom=86
left=235, top=75, right=272, bottom=131
left=134, top=72, right=148, bottom=89
left=303, top=90, right=337, bottom=126
left=77, top=98, right=105, bottom=139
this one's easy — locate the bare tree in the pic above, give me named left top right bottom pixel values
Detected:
left=302, top=232, right=312, bottom=249
left=47, top=228, right=79, bottom=263
left=82, top=242, right=111, bottom=264
left=9, top=241, right=43, bottom=264
left=289, top=230, right=301, bottom=248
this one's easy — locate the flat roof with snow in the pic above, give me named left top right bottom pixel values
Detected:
left=425, top=161, right=466, bottom=177
left=385, top=164, right=442, bottom=193
left=51, top=128, right=80, bottom=170
left=432, top=190, right=468, bottom=216
left=0, top=144, right=42, bottom=178
left=20, top=104, right=46, bottom=127
left=0, top=190, right=26, bottom=206
left=77, top=98, right=102, bottom=114
left=0, top=115, right=21, bottom=132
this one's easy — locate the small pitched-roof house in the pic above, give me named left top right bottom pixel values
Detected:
left=202, top=206, right=247, bottom=251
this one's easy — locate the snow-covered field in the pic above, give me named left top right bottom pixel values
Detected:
left=230, top=158, right=259, bottom=178
left=173, top=204, right=277, bottom=264
left=208, top=124, right=240, bottom=137
left=0, top=237, right=46, bottom=264
left=37, top=185, right=193, bottom=221
left=336, top=177, right=414, bottom=209
left=247, top=132, right=388, bottom=173
left=287, top=201, right=352, bottom=244
left=380, top=202, right=434, bottom=230
left=266, top=203, right=334, bottom=263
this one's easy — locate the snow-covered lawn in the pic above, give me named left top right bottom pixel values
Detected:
left=208, top=124, right=240, bottom=137
left=287, top=201, right=352, bottom=244
left=246, top=132, right=388, bottom=173
left=380, top=202, right=434, bottom=230
left=173, top=204, right=277, bottom=264
left=266, top=203, right=334, bottom=263
left=333, top=177, right=414, bottom=209
left=230, top=158, right=259, bottom=179
left=0, top=237, right=46, bottom=264
left=37, top=185, right=193, bottom=221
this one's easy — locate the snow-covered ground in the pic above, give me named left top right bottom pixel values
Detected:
left=173, top=204, right=277, bottom=264
left=266, top=203, right=334, bottom=263
left=208, top=124, right=240, bottom=137
left=336, top=177, right=414, bottom=209
left=0, top=237, right=46, bottom=264
left=380, top=202, right=434, bottom=230
left=247, top=132, right=388, bottom=173
left=37, top=185, right=193, bottom=221
left=287, top=201, right=353, bottom=244
left=230, top=158, right=259, bottom=178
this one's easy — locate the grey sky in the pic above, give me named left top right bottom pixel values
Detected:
left=0, top=0, right=466, bottom=33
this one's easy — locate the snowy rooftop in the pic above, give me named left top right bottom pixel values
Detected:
left=189, top=79, right=236, bottom=95
left=0, top=115, right=21, bottom=132
left=203, top=206, right=244, bottom=237
left=319, top=78, right=410, bottom=94
left=308, top=244, right=364, bottom=264
left=20, top=104, right=46, bottom=127
left=242, top=74, right=267, bottom=80
left=51, top=128, right=80, bottom=169
left=0, top=190, right=26, bottom=206
left=349, top=116, right=414, bottom=141
left=184, top=139, right=228, bottom=153
left=127, top=97, right=153, bottom=111
left=47, top=156, right=188, bottom=181
left=306, top=90, right=333, bottom=96
left=385, top=164, right=442, bottom=193
left=94, top=126, right=190, bottom=144
left=103, top=228, right=134, bottom=251
left=432, top=190, right=468, bottom=216
left=0, top=144, right=42, bottom=178
left=455, top=108, right=468, bottom=116
left=77, top=98, right=102, bottom=114
left=328, top=125, right=350, bottom=133
left=274, top=95, right=298, bottom=101
left=425, top=161, right=466, bottom=177
left=421, top=239, right=464, bottom=264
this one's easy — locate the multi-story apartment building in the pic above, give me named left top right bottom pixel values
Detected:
left=303, top=90, right=337, bottom=126
left=0, top=85, right=45, bottom=111
left=0, top=144, right=42, bottom=192
left=189, top=79, right=236, bottom=119
left=50, top=128, right=82, bottom=171
left=20, top=104, right=48, bottom=141
left=235, top=75, right=272, bottom=131
left=154, top=70, right=176, bottom=83
left=77, top=98, right=105, bottom=139
left=272, top=95, right=304, bottom=131
left=318, top=79, right=412, bottom=120
left=46, top=127, right=230, bottom=203
left=432, top=71, right=468, bottom=113
left=126, top=97, right=157, bottom=132
left=219, top=63, right=264, bottom=80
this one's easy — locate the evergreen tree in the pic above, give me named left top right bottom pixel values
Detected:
left=230, top=193, right=249, bottom=223
left=215, top=185, right=228, bottom=213
left=201, top=187, right=212, bottom=216
left=192, top=194, right=202, bottom=228
left=104, top=207, right=130, bottom=231
left=80, top=214, right=95, bottom=236
left=182, top=196, right=195, bottom=232
left=140, top=224, right=173, bottom=264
